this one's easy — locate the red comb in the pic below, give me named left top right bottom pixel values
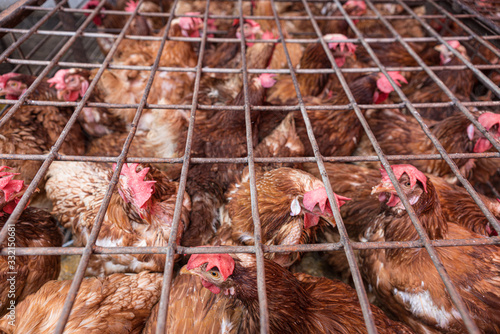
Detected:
left=0, top=73, right=20, bottom=89
left=125, top=0, right=138, bottom=12
left=82, top=0, right=100, bottom=11
left=47, top=69, right=70, bottom=90
left=380, top=164, right=427, bottom=193
left=478, top=112, right=500, bottom=132
left=303, top=187, right=350, bottom=213
left=472, top=112, right=500, bottom=153
left=258, top=73, right=276, bottom=88
left=377, top=71, right=407, bottom=94
left=187, top=253, right=235, bottom=281
left=448, top=40, right=461, bottom=49
left=114, top=163, right=156, bottom=209
left=345, top=0, right=367, bottom=12
left=262, top=31, right=276, bottom=40
left=0, top=166, right=25, bottom=214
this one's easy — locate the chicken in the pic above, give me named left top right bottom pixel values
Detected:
left=83, top=0, right=169, bottom=54
left=180, top=252, right=414, bottom=333
left=267, top=34, right=357, bottom=105
left=0, top=73, right=85, bottom=183
left=261, top=71, right=407, bottom=157
left=403, top=41, right=475, bottom=121
left=48, top=68, right=127, bottom=138
left=0, top=271, right=162, bottom=333
left=49, top=15, right=200, bottom=130
left=219, top=167, right=349, bottom=267
left=45, top=162, right=191, bottom=276
left=357, top=109, right=500, bottom=181
left=179, top=73, right=275, bottom=247
left=303, top=162, right=500, bottom=239
left=143, top=273, right=242, bottom=333
left=0, top=167, right=62, bottom=318
left=364, top=164, right=500, bottom=333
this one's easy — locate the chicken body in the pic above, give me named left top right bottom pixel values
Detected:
left=183, top=253, right=414, bottom=334
left=0, top=272, right=162, bottom=334
left=0, top=208, right=62, bottom=318
left=0, top=74, right=85, bottom=183
left=45, top=162, right=191, bottom=276
left=220, top=167, right=345, bottom=266
left=363, top=165, right=500, bottom=333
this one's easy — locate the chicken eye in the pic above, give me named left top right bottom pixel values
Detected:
left=404, top=181, right=411, bottom=187
left=209, top=270, right=220, bottom=279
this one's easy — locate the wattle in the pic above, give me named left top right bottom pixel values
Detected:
left=201, top=279, right=221, bottom=294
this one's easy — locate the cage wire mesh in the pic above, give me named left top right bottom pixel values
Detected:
left=0, top=0, right=499, bottom=333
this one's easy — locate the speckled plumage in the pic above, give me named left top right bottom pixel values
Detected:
left=0, top=272, right=163, bottom=334
left=45, top=161, right=191, bottom=276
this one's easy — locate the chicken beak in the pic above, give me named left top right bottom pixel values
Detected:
left=180, top=265, right=193, bottom=275
left=371, top=182, right=395, bottom=195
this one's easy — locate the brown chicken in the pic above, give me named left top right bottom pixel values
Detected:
left=0, top=73, right=85, bottom=183
left=83, top=0, right=169, bottom=54
left=179, top=73, right=275, bottom=247
left=0, top=271, right=162, bottom=333
left=143, top=272, right=242, bottom=333
left=45, top=162, right=191, bottom=275
left=179, top=252, right=414, bottom=333
left=304, top=162, right=500, bottom=239
left=403, top=41, right=475, bottom=121
left=219, top=167, right=349, bottom=267
left=357, top=109, right=500, bottom=181
left=262, top=71, right=407, bottom=157
left=267, top=34, right=358, bottom=105
left=363, top=164, right=500, bottom=333
left=0, top=167, right=62, bottom=318
left=48, top=68, right=127, bottom=138
left=49, top=15, right=199, bottom=129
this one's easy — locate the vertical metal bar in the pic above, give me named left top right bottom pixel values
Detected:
left=339, top=0, right=483, bottom=332
left=154, top=2, right=211, bottom=333
left=270, top=0, right=379, bottom=333
left=236, top=2, right=270, bottom=332
left=46, top=1, right=165, bottom=332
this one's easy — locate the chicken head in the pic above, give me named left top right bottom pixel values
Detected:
left=299, top=186, right=350, bottom=229
left=371, top=164, right=427, bottom=209
left=435, top=40, right=468, bottom=65
left=467, top=112, right=500, bottom=153
left=82, top=0, right=106, bottom=26
left=373, top=71, right=407, bottom=104
left=344, top=0, right=367, bottom=17
left=0, top=166, right=27, bottom=215
left=0, top=73, right=27, bottom=99
left=48, top=69, right=89, bottom=101
left=114, top=163, right=156, bottom=216
left=182, top=253, right=236, bottom=295
left=233, top=19, right=262, bottom=47
left=324, top=34, right=356, bottom=67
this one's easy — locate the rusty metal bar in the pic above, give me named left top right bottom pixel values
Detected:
left=274, top=0, right=380, bottom=332
left=2, top=235, right=500, bottom=256
left=48, top=1, right=166, bottom=332
left=5, top=25, right=497, bottom=44
left=344, top=0, right=488, bottom=332
left=154, top=1, right=211, bottom=332
left=237, top=1, right=270, bottom=331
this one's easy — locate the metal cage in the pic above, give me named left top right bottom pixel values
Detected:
left=0, top=0, right=499, bottom=333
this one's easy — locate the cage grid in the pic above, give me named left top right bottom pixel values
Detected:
left=0, top=0, right=499, bottom=333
